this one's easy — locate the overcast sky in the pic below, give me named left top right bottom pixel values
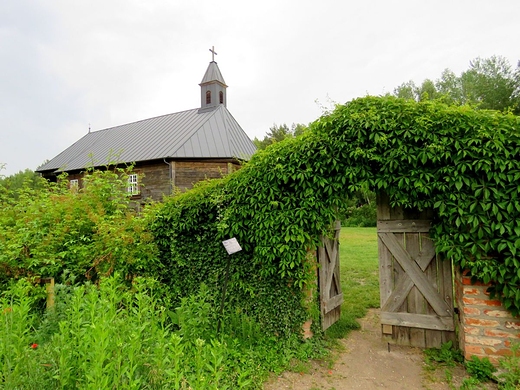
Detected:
left=1, top=0, right=518, bottom=176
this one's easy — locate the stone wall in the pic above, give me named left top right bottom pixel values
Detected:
left=455, top=268, right=520, bottom=364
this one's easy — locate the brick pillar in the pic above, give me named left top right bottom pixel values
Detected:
left=455, top=268, right=520, bottom=364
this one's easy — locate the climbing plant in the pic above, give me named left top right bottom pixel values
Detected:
left=152, top=95, right=520, bottom=333
left=312, top=96, right=520, bottom=315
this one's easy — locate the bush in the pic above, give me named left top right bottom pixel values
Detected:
left=0, top=168, right=159, bottom=290
left=1, top=275, right=325, bottom=389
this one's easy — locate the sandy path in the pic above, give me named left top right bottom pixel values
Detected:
left=263, top=309, right=491, bottom=390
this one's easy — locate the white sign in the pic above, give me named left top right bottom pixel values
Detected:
left=222, top=238, right=242, bottom=255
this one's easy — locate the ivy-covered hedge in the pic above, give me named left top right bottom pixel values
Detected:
left=314, top=97, right=520, bottom=315
left=150, top=178, right=312, bottom=337
left=152, top=95, right=520, bottom=323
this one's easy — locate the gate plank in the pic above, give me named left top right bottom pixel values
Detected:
left=378, top=220, right=432, bottom=233
left=323, top=293, right=344, bottom=314
left=378, top=236, right=393, bottom=308
left=406, top=233, right=427, bottom=347
left=380, top=236, right=436, bottom=313
left=381, top=312, right=455, bottom=331
left=379, top=233, right=452, bottom=318
left=319, top=221, right=343, bottom=331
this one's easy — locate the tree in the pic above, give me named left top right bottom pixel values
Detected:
left=393, top=56, right=520, bottom=114
left=393, top=81, right=417, bottom=100
left=0, top=169, right=46, bottom=199
left=460, top=56, right=518, bottom=112
left=435, top=69, right=463, bottom=104
left=253, top=123, right=308, bottom=150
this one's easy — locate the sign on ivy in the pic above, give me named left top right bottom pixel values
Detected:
left=222, top=238, right=242, bottom=255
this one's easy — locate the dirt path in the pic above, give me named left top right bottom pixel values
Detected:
left=263, top=309, right=495, bottom=390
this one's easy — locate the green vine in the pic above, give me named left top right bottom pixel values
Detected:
left=313, top=96, right=520, bottom=315
left=152, top=95, right=520, bottom=333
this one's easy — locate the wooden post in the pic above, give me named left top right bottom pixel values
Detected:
left=41, top=277, right=55, bottom=310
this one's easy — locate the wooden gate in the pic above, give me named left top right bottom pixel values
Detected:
left=378, top=193, right=456, bottom=348
left=318, top=220, right=343, bottom=331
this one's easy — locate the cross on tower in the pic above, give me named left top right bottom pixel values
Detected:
left=209, top=46, right=217, bottom=62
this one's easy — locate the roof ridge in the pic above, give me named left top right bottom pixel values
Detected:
left=89, top=107, right=200, bottom=134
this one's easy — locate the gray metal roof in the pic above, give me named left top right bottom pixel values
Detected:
left=37, top=105, right=256, bottom=173
left=200, top=61, right=227, bottom=86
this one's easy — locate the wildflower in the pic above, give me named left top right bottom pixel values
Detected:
left=30, top=343, right=38, bottom=349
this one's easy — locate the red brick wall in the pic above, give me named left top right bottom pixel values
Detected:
left=455, top=268, right=520, bottom=364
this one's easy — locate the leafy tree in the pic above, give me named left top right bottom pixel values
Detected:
left=393, top=80, right=417, bottom=100
left=417, top=79, right=438, bottom=101
left=436, top=69, right=463, bottom=104
left=393, top=55, right=520, bottom=113
left=461, top=56, right=518, bottom=112
left=253, top=123, right=308, bottom=150
left=0, top=169, right=47, bottom=199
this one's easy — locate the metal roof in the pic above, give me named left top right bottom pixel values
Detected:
left=200, top=61, right=227, bottom=86
left=37, top=105, right=256, bottom=173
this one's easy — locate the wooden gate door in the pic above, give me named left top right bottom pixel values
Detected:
left=378, top=193, right=456, bottom=348
left=318, top=220, right=343, bottom=331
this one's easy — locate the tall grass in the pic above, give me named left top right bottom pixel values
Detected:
left=0, top=275, right=325, bottom=389
left=326, top=227, right=380, bottom=339
left=0, top=227, right=377, bottom=388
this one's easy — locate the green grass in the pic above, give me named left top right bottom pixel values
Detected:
left=325, top=227, right=380, bottom=339
left=0, top=227, right=380, bottom=388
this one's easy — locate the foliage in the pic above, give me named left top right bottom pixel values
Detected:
left=150, top=177, right=311, bottom=338
left=341, top=190, right=377, bottom=227
left=253, top=123, right=308, bottom=149
left=0, top=168, right=47, bottom=200
left=423, top=342, right=520, bottom=389
left=0, top=275, right=327, bottom=389
left=424, top=341, right=464, bottom=368
left=464, top=355, right=497, bottom=382
left=325, top=227, right=379, bottom=339
left=497, top=342, right=520, bottom=389
left=0, top=167, right=158, bottom=289
left=393, top=55, right=520, bottom=114
left=312, top=96, right=520, bottom=315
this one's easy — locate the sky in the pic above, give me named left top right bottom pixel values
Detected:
left=1, top=0, right=519, bottom=177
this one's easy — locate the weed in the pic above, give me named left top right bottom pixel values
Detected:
left=459, top=376, right=484, bottom=390
left=465, top=355, right=497, bottom=382
left=424, top=341, right=464, bottom=368
left=497, top=342, right=520, bottom=389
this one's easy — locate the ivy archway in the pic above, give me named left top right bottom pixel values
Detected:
left=153, top=96, right=520, bottom=337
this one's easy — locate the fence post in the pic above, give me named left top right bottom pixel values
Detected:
left=41, top=277, right=55, bottom=310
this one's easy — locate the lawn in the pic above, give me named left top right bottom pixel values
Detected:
left=326, top=227, right=380, bottom=339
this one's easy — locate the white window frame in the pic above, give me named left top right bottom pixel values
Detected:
left=127, top=174, right=139, bottom=195
left=69, top=179, right=79, bottom=191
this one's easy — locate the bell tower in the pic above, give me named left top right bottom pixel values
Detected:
left=199, top=46, right=227, bottom=111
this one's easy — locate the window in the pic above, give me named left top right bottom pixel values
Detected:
left=206, top=90, right=211, bottom=104
left=127, top=174, right=139, bottom=195
left=219, top=91, right=224, bottom=104
left=69, top=179, right=79, bottom=192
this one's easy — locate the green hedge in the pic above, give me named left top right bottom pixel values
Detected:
left=315, top=97, right=520, bottom=315
left=153, top=96, right=520, bottom=317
